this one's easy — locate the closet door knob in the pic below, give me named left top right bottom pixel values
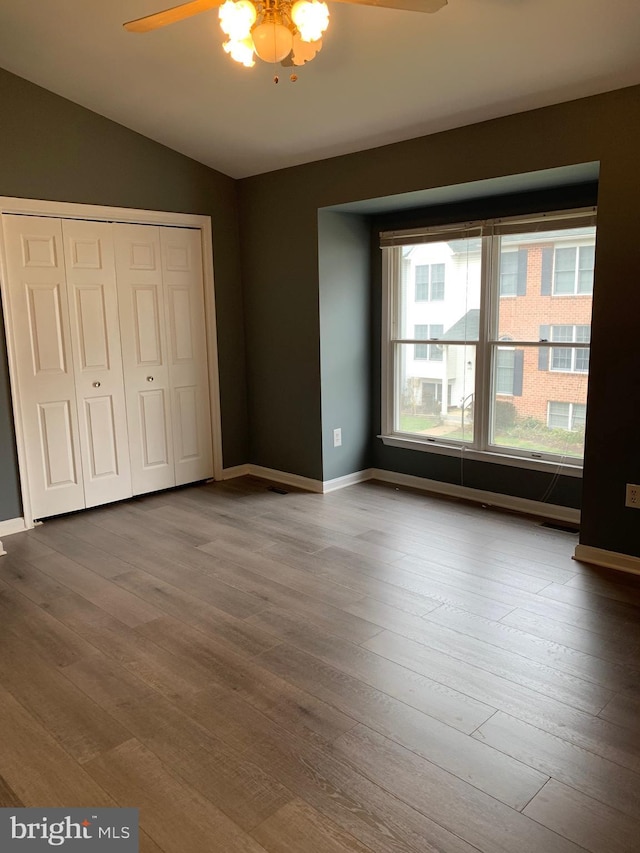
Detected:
left=93, top=381, right=101, bottom=388
left=146, top=376, right=154, bottom=382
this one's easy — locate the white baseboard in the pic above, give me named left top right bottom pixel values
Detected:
left=221, top=464, right=251, bottom=480
left=322, top=469, right=374, bottom=493
left=573, top=544, right=640, bottom=576
left=244, top=465, right=324, bottom=494
left=0, top=517, right=27, bottom=554
left=0, top=517, right=27, bottom=537
left=221, top=463, right=580, bottom=523
left=370, top=468, right=581, bottom=525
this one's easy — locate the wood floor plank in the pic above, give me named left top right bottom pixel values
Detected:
left=88, top=695, right=293, bottom=831
left=137, top=615, right=357, bottom=744
left=258, top=642, right=546, bottom=810
left=0, top=684, right=115, bottom=807
left=29, top=522, right=137, bottom=579
left=251, top=608, right=496, bottom=734
left=0, top=578, right=100, bottom=667
left=0, top=634, right=131, bottom=764
left=500, top=607, right=640, bottom=665
left=333, top=724, right=584, bottom=853
left=45, top=595, right=217, bottom=701
left=425, top=605, right=640, bottom=693
left=85, top=739, right=271, bottom=853
left=0, top=772, right=24, bottom=807
left=598, top=692, right=640, bottom=734
left=474, top=711, right=640, bottom=820
left=112, top=568, right=280, bottom=657
left=200, top=542, right=365, bottom=609
left=29, top=550, right=160, bottom=628
left=364, top=624, right=614, bottom=716
left=0, top=552, right=68, bottom=605
left=252, top=799, right=377, bottom=853
left=523, top=778, right=640, bottom=853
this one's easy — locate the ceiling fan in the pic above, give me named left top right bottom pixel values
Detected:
left=124, top=0, right=447, bottom=70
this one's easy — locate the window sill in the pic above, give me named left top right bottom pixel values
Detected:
left=379, top=434, right=583, bottom=478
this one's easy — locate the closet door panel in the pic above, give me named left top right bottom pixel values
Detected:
left=2, top=215, right=85, bottom=519
left=161, top=227, right=213, bottom=485
left=114, top=224, right=175, bottom=495
left=63, top=220, right=132, bottom=508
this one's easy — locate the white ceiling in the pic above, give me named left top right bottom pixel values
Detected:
left=0, top=1, right=639, bottom=178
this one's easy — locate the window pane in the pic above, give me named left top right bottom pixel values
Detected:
left=575, top=348, right=590, bottom=372
left=551, top=348, right=572, bottom=371
left=396, top=343, right=475, bottom=442
left=499, top=251, right=519, bottom=297
left=578, top=246, right=595, bottom=294
left=495, top=349, right=515, bottom=395
left=496, top=228, right=595, bottom=342
left=572, top=403, right=587, bottom=430
left=548, top=402, right=570, bottom=429
left=399, top=241, right=480, bottom=342
left=415, top=265, right=429, bottom=301
left=490, top=348, right=587, bottom=459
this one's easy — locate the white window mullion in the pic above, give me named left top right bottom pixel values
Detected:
left=475, top=233, right=494, bottom=452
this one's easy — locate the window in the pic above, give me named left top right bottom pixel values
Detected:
left=381, top=210, right=596, bottom=466
left=548, top=245, right=595, bottom=295
left=548, top=402, right=587, bottom=431
left=544, top=325, right=590, bottom=373
left=415, top=263, right=445, bottom=301
left=414, top=324, right=443, bottom=361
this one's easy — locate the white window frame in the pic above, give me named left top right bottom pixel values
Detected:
left=380, top=208, right=596, bottom=477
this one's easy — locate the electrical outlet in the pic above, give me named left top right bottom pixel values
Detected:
left=626, top=484, right=640, bottom=508
left=333, top=428, right=342, bottom=448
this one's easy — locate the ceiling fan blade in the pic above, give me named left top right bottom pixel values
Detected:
left=123, top=0, right=223, bottom=33
left=331, top=0, right=446, bottom=12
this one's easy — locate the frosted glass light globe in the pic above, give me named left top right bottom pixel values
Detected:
left=251, top=20, right=293, bottom=63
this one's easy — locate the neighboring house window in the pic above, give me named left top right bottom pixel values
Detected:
left=499, top=249, right=528, bottom=296
left=538, top=325, right=590, bottom=372
left=415, top=263, right=445, bottom=301
left=414, top=324, right=444, bottom=361
left=541, top=244, right=595, bottom=295
left=548, top=402, right=587, bottom=431
left=381, top=209, right=595, bottom=466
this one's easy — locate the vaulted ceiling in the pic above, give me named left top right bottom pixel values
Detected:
left=0, top=0, right=639, bottom=178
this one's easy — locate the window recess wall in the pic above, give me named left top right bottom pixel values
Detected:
left=380, top=208, right=597, bottom=471
left=0, top=199, right=221, bottom=525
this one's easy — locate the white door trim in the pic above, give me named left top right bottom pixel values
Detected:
left=0, top=196, right=223, bottom=528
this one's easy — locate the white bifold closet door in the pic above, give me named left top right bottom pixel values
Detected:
left=3, top=215, right=213, bottom=520
left=114, top=224, right=213, bottom=495
left=3, top=215, right=132, bottom=517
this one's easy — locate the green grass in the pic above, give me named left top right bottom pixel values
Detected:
left=398, top=414, right=441, bottom=432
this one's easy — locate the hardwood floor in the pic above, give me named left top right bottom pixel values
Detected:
left=1, top=476, right=640, bottom=852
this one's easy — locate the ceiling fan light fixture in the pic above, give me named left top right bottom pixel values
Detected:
left=291, top=1, right=329, bottom=43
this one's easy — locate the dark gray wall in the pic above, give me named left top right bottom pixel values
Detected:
left=318, top=211, right=371, bottom=481
left=239, top=84, right=640, bottom=557
left=0, top=67, right=248, bottom=521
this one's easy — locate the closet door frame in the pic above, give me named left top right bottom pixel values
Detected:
left=0, top=196, right=223, bottom=529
